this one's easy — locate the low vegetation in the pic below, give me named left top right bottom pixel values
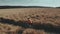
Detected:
left=0, top=8, right=60, bottom=34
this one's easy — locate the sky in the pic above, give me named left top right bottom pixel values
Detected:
left=0, top=0, right=60, bottom=7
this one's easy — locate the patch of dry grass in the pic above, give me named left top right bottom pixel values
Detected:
left=22, top=28, right=46, bottom=34
left=0, top=8, right=60, bottom=34
left=0, top=23, right=23, bottom=34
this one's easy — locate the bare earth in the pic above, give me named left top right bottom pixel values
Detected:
left=0, top=8, right=60, bottom=34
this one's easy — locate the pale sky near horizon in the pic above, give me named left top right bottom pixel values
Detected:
left=0, top=0, right=60, bottom=7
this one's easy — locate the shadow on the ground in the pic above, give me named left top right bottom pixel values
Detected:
left=0, top=17, right=60, bottom=34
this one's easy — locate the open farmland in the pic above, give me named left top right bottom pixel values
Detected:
left=0, top=8, right=60, bottom=34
